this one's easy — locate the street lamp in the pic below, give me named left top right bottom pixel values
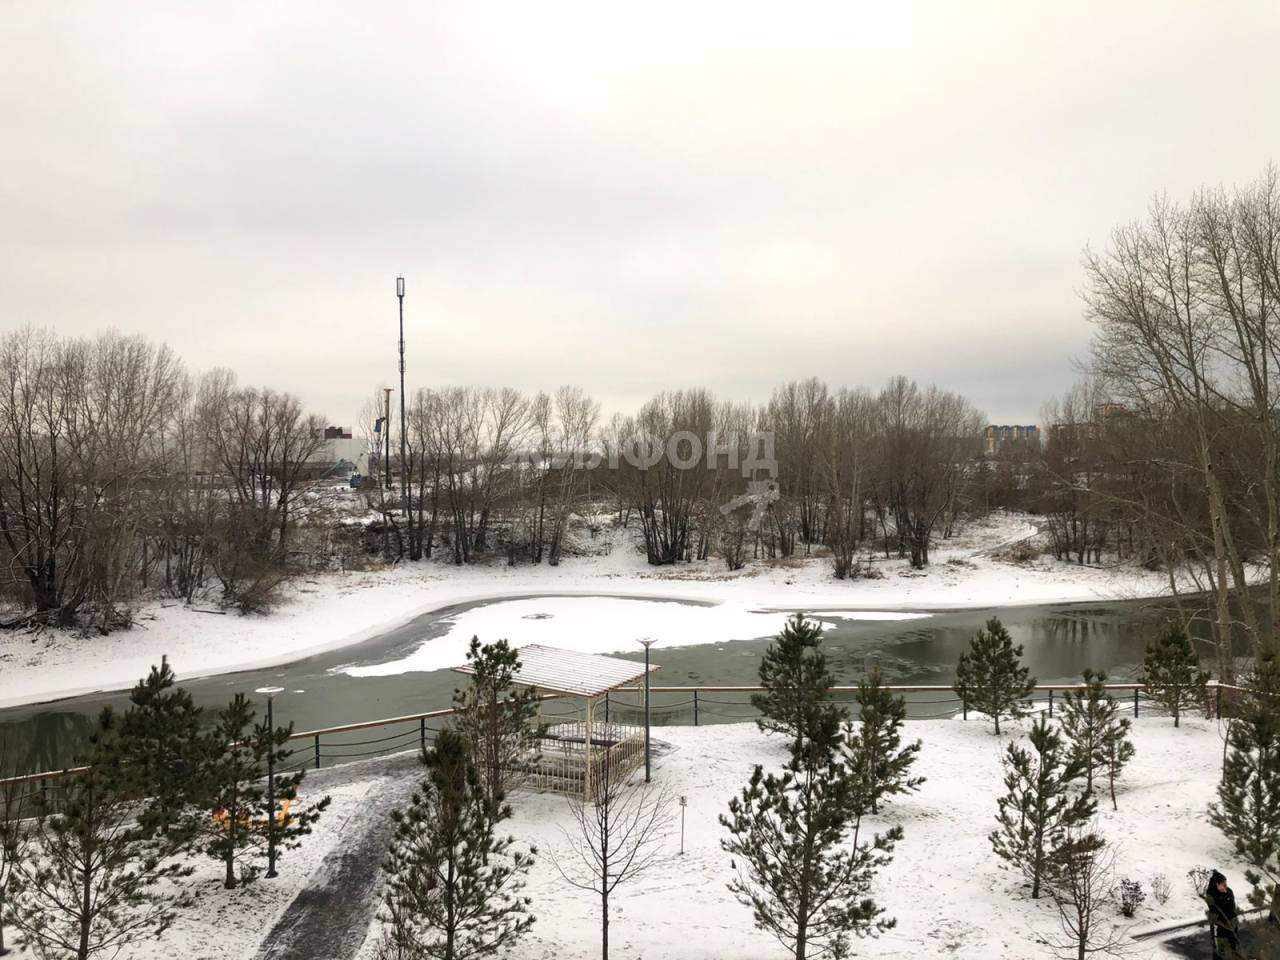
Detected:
left=396, top=276, right=407, bottom=516
left=637, top=639, right=656, bottom=782
left=255, top=686, right=285, bottom=878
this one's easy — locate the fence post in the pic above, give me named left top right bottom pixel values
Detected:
left=420, top=716, right=426, bottom=752
left=314, top=734, right=321, bottom=770
left=1134, top=688, right=1139, bottom=719
left=605, top=692, right=610, bottom=725
left=1048, top=690, right=1054, bottom=718
left=693, top=690, right=700, bottom=727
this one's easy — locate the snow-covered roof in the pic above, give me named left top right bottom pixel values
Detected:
left=452, top=643, right=659, bottom=698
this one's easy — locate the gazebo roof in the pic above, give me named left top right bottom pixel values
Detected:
left=452, top=644, right=660, bottom=698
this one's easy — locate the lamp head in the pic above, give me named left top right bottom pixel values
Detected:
left=396, top=276, right=405, bottom=298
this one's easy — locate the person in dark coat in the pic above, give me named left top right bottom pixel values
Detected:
left=1204, top=869, right=1241, bottom=959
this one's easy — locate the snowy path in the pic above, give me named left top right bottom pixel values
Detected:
left=252, top=754, right=419, bottom=960
left=1161, top=917, right=1267, bottom=958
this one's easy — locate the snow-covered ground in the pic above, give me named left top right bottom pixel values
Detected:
left=0, top=714, right=1234, bottom=960
left=3, top=759, right=386, bottom=960
left=0, top=513, right=1181, bottom=709
left=356, top=716, right=1232, bottom=960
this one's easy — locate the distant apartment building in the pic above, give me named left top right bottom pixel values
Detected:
left=984, top=424, right=1040, bottom=455
left=307, top=426, right=368, bottom=478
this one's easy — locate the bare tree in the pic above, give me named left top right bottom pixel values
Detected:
left=625, top=389, right=716, bottom=565
left=823, top=388, right=875, bottom=579
left=1083, top=168, right=1280, bottom=668
left=1042, top=829, right=1128, bottom=960
left=551, top=746, right=673, bottom=960
left=875, top=377, right=983, bottom=568
left=200, top=375, right=326, bottom=610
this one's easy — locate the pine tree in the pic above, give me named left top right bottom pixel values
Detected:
left=379, top=728, right=535, bottom=960
left=453, top=637, right=543, bottom=817
left=1140, top=625, right=1210, bottom=728
left=7, top=710, right=192, bottom=959
left=119, top=657, right=206, bottom=848
left=1098, top=707, right=1135, bottom=812
left=843, top=666, right=924, bottom=815
left=752, top=613, right=835, bottom=749
left=953, top=617, right=1036, bottom=734
left=1060, top=669, right=1133, bottom=799
left=200, top=693, right=330, bottom=889
left=0, top=737, right=30, bottom=957
left=721, top=705, right=900, bottom=960
left=990, top=717, right=1099, bottom=899
left=1209, top=657, right=1280, bottom=911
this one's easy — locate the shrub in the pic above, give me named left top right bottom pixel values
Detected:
left=1150, top=873, right=1171, bottom=905
left=1187, top=866, right=1212, bottom=899
left=1116, top=878, right=1145, bottom=917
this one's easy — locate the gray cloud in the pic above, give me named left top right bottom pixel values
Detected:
left=2, top=1, right=1278, bottom=424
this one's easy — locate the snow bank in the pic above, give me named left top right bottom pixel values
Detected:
left=0, top=513, right=1183, bottom=708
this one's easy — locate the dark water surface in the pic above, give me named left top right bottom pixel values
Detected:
left=0, top=594, right=1193, bottom=775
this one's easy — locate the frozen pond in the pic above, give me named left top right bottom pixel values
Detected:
left=0, top=593, right=1191, bottom=774
left=342, top=596, right=930, bottom=677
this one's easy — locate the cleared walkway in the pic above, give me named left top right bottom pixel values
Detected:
left=253, top=752, right=420, bottom=960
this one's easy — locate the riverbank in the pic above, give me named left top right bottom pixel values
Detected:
left=0, top=513, right=1180, bottom=709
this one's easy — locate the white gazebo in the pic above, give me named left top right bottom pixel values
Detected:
left=453, top=644, right=660, bottom=800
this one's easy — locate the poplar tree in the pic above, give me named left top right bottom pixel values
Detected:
left=1060, top=669, right=1132, bottom=799
left=378, top=729, right=535, bottom=960
left=201, top=693, right=330, bottom=889
left=752, top=613, right=835, bottom=749
left=1140, top=625, right=1210, bottom=728
left=844, top=666, right=924, bottom=814
left=453, top=637, right=543, bottom=817
left=990, top=718, right=1098, bottom=899
left=953, top=617, right=1036, bottom=734
left=1209, top=658, right=1280, bottom=911
left=722, top=706, right=900, bottom=960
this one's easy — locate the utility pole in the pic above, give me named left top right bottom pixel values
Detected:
left=382, top=387, right=393, bottom=491
left=396, top=276, right=408, bottom=519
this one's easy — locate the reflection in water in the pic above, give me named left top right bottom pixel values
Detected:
left=0, top=712, right=94, bottom=778
left=0, top=596, right=1227, bottom=776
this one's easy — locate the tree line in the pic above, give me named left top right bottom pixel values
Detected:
left=0, top=327, right=329, bottom=630
left=363, top=375, right=984, bottom=578
left=0, top=322, right=990, bottom=632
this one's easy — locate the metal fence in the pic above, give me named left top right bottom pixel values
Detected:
left=0, top=681, right=1216, bottom=806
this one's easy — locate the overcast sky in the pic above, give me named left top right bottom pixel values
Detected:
left=3, top=2, right=1278, bottom=425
